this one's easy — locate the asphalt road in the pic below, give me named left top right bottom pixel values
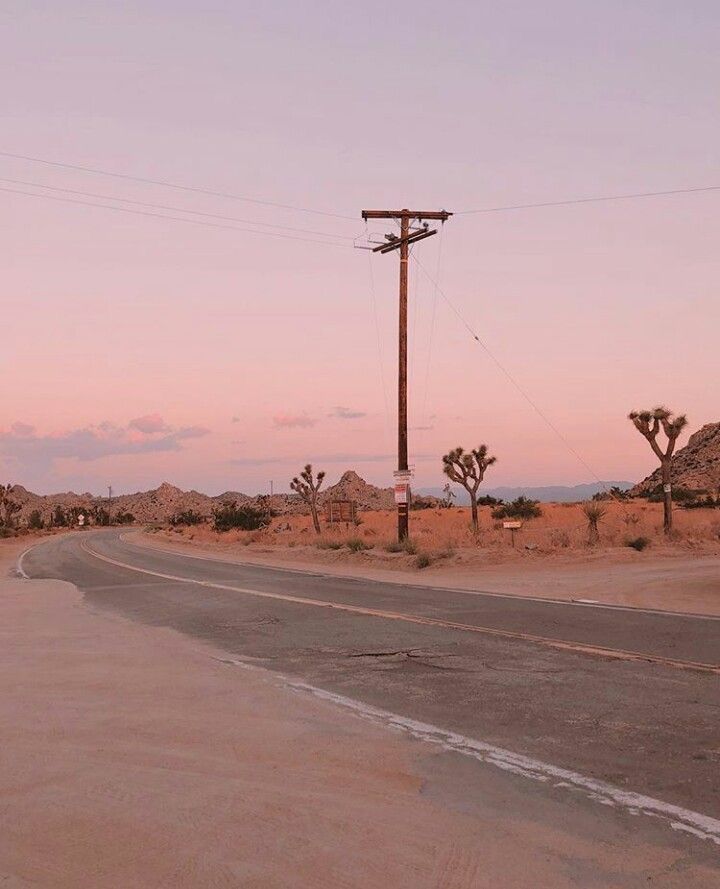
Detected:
left=21, top=530, right=720, bottom=833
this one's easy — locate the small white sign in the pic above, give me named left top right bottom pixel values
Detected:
left=78, top=514, right=86, bottom=527
left=503, top=520, right=522, bottom=530
left=663, top=484, right=672, bottom=493
left=393, top=469, right=413, bottom=483
left=394, top=483, right=409, bottom=504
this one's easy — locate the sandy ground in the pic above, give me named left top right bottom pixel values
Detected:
left=141, top=527, right=720, bottom=616
left=1, top=537, right=717, bottom=888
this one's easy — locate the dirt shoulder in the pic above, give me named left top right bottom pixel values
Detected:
left=133, top=528, right=720, bottom=616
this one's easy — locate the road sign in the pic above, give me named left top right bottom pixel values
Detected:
left=503, top=520, right=522, bottom=529
left=394, top=483, right=409, bottom=504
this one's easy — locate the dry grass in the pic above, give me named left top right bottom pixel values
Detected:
left=160, top=501, right=720, bottom=568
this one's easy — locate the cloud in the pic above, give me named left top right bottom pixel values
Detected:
left=231, top=415, right=241, bottom=423
left=129, top=413, right=171, bottom=434
left=328, top=406, right=366, bottom=420
left=410, top=425, right=434, bottom=431
left=11, top=422, right=35, bottom=436
left=0, top=419, right=210, bottom=472
left=272, top=414, right=317, bottom=429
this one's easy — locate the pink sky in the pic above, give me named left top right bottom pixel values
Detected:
left=2, top=2, right=718, bottom=495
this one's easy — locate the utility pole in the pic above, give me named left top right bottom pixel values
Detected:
left=360, top=208, right=452, bottom=540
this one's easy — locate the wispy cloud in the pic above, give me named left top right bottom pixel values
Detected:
left=328, top=406, right=366, bottom=420
left=410, top=424, right=434, bottom=431
left=272, top=413, right=317, bottom=429
left=0, top=418, right=210, bottom=471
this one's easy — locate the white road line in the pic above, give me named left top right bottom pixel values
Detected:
left=122, top=531, right=720, bottom=622
left=16, top=547, right=31, bottom=579
left=218, top=656, right=720, bottom=848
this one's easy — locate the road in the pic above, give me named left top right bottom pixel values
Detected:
left=21, top=530, right=720, bottom=853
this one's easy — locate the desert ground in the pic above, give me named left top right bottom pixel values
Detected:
left=149, top=501, right=720, bottom=615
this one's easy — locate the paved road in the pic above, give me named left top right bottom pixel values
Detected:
left=22, top=530, right=720, bottom=832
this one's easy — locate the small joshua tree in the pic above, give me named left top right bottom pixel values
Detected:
left=290, top=464, right=325, bottom=534
left=442, top=445, right=496, bottom=532
left=628, top=406, right=687, bottom=535
left=582, top=501, right=606, bottom=546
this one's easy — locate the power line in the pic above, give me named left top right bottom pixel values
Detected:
left=418, top=225, right=444, bottom=439
left=0, top=176, right=353, bottom=242
left=456, top=184, right=720, bottom=215
left=0, top=185, right=355, bottom=249
left=0, top=149, right=358, bottom=221
left=411, top=254, right=618, bottom=494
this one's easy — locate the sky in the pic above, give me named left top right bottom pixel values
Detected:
left=2, top=1, right=718, bottom=495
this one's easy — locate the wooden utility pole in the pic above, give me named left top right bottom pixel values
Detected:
left=361, top=208, right=452, bottom=540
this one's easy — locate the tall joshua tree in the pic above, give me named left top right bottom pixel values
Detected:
left=442, top=445, right=496, bottom=532
left=290, top=464, right=325, bottom=534
left=628, top=407, right=687, bottom=535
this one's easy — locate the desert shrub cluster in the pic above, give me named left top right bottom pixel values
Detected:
left=212, top=502, right=271, bottom=533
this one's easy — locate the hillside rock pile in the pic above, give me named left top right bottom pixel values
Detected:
left=632, top=421, right=720, bottom=495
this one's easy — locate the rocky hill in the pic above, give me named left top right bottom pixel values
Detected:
left=3, top=472, right=439, bottom=528
left=632, top=421, right=720, bottom=495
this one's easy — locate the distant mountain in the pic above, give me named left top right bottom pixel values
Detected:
left=5, top=472, right=442, bottom=528
left=417, top=481, right=633, bottom=504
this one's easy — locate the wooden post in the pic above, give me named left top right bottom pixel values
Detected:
left=397, top=213, right=410, bottom=540
left=360, top=208, right=452, bottom=542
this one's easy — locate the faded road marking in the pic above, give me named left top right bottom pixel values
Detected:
left=81, top=541, right=720, bottom=675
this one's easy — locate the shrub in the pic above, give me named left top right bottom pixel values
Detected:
left=477, top=494, right=503, bottom=506
left=115, top=511, right=135, bottom=525
left=646, top=485, right=701, bottom=504
left=582, top=502, right=607, bottom=546
left=626, top=536, right=650, bottom=551
left=681, top=495, right=718, bottom=510
left=415, top=552, right=433, bottom=569
left=27, top=510, right=44, bottom=530
left=492, top=496, right=542, bottom=520
left=385, top=538, right=417, bottom=555
left=93, top=507, right=112, bottom=526
left=212, top=502, right=270, bottom=533
left=52, top=505, right=68, bottom=527
left=170, top=509, right=206, bottom=527
left=347, top=537, right=371, bottom=552
left=593, top=486, right=631, bottom=502
left=317, top=539, right=344, bottom=550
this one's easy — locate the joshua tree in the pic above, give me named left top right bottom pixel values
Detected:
left=442, top=445, right=496, bottom=532
left=290, top=464, right=325, bottom=534
left=628, top=407, right=687, bottom=535
left=582, top=501, right=606, bottom=546
left=0, top=483, right=20, bottom=529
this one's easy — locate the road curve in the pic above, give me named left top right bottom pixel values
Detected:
left=21, top=529, right=720, bottom=825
